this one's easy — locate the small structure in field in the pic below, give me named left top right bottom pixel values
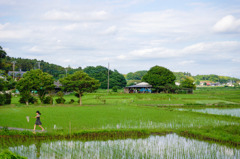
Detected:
left=124, top=82, right=152, bottom=93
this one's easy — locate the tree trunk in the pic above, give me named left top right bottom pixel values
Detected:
left=26, top=101, right=29, bottom=105
left=79, top=94, right=82, bottom=106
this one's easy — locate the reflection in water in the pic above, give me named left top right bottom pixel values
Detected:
left=9, top=134, right=240, bottom=159
left=179, top=108, right=240, bottom=117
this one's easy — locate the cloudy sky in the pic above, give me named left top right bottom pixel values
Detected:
left=1, top=0, right=240, bottom=77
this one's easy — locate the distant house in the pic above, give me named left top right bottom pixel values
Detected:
left=175, top=82, right=180, bottom=86
left=8, top=69, right=26, bottom=78
left=124, top=82, right=152, bottom=93
left=54, top=81, right=62, bottom=92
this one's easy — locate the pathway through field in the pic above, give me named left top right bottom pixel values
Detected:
left=0, top=126, right=45, bottom=133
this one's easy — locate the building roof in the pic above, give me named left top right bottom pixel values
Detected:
left=125, top=82, right=152, bottom=88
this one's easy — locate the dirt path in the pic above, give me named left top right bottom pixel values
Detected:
left=0, top=126, right=45, bottom=133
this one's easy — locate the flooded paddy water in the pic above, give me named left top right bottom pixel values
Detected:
left=178, top=108, right=240, bottom=117
left=4, top=134, right=240, bottom=159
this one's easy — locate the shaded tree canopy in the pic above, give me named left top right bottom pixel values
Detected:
left=174, top=72, right=192, bottom=82
left=126, top=70, right=147, bottom=80
left=83, top=66, right=126, bottom=89
left=60, top=71, right=100, bottom=105
left=0, top=54, right=82, bottom=79
left=17, top=69, right=55, bottom=104
left=142, top=66, right=176, bottom=92
left=180, top=77, right=196, bottom=90
left=0, top=46, right=6, bottom=59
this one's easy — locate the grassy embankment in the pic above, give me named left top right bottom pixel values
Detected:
left=0, top=87, right=240, bottom=147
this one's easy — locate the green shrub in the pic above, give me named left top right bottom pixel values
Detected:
left=69, top=99, right=75, bottom=104
left=4, top=93, right=11, bottom=104
left=19, top=96, right=38, bottom=104
left=43, top=96, right=52, bottom=104
left=0, top=93, right=11, bottom=105
left=0, top=149, right=27, bottom=159
left=112, top=86, right=118, bottom=92
left=2, top=126, right=9, bottom=134
left=0, top=94, right=6, bottom=105
left=56, top=98, right=65, bottom=104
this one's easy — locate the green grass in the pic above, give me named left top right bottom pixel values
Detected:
left=1, top=87, right=240, bottom=147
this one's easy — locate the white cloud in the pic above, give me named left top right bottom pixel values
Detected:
left=43, top=10, right=109, bottom=22
left=116, top=55, right=126, bottom=60
left=0, top=0, right=16, bottom=5
left=101, top=26, right=117, bottom=35
left=1, top=0, right=240, bottom=78
left=128, top=41, right=240, bottom=60
left=28, top=46, right=42, bottom=53
left=232, top=59, right=240, bottom=63
left=213, top=15, right=240, bottom=33
left=178, top=60, right=195, bottom=66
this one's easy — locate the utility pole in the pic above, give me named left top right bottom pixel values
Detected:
left=65, top=68, right=68, bottom=77
left=11, top=61, right=16, bottom=79
left=107, top=62, right=110, bottom=94
left=37, top=61, right=41, bottom=70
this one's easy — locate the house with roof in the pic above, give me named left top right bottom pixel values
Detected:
left=124, top=82, right=152, bottom=93
left=8, top=69, right=26, bottom=78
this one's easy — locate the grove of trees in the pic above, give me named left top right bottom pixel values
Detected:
left=16, top=69, right=55, bottom=105
left=83, top=66, right=126, bottom=89
left=126, top=71, right=147, bottom=80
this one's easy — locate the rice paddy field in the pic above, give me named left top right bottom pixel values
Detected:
left=0, top=87, right=240, bottom=158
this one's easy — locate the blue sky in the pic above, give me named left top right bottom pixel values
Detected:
left=0, top=0, right=240, bottom=78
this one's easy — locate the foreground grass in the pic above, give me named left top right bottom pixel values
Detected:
left=1, top=87, right=240, bottom=148
left=1, top=105, right=240, bottom=147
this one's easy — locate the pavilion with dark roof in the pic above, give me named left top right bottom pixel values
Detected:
left=124, top=82, right=152, bottom=93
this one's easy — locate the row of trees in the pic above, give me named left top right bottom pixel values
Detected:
left=0, top=55, right=82, bottom=79
left=126, top=71, right=147, bottom=80
left=0, top=46, right=126, bottom=89
left=126, top=69, right=239, bottom=84
left=16, top=69, right=99, bottom=105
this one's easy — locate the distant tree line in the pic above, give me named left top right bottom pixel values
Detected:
left=126, top=71, right=148, bottom=80
left=126, top=69, right=239, bottom=84
left=0, top=46, right=126, bottom=89
left=0, top=55, right=82, bottom=79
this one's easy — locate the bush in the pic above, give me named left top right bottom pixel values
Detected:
left=0, top=149, right=27, bottom=159
left=0, top=93, right=11, bottom=105
left=69, top=99, right=75, bottom=104
left=19, top=96, right=38, bottom=104
left=43, top=96, right=52, bottom=104
left=112, top=86, right=118, bottom=92
left=4, top=93, right=11, bottom=104
left=56, top=97, right=65, bottom=104
left=0, top=94, right=6, bottom=105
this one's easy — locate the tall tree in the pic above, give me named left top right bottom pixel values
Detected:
left=180, top=77, right=196, bottom=90
left=142, top=65, right=176, bottom=92
left=16, top=77, right=33, bottom=105
left=60, top=71, right=100, bottom=105
left=17, top=69, right=55, bottom=104
left=0, top=46, right=7, bottom=69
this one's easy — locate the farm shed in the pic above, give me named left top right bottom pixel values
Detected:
left=124, top=82, right=152, bottom=93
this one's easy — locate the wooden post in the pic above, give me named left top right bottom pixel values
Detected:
left=107, top=63, right=110, bottom=94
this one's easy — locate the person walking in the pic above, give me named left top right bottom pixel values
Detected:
left=33, top=111, right=44, bottom=132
